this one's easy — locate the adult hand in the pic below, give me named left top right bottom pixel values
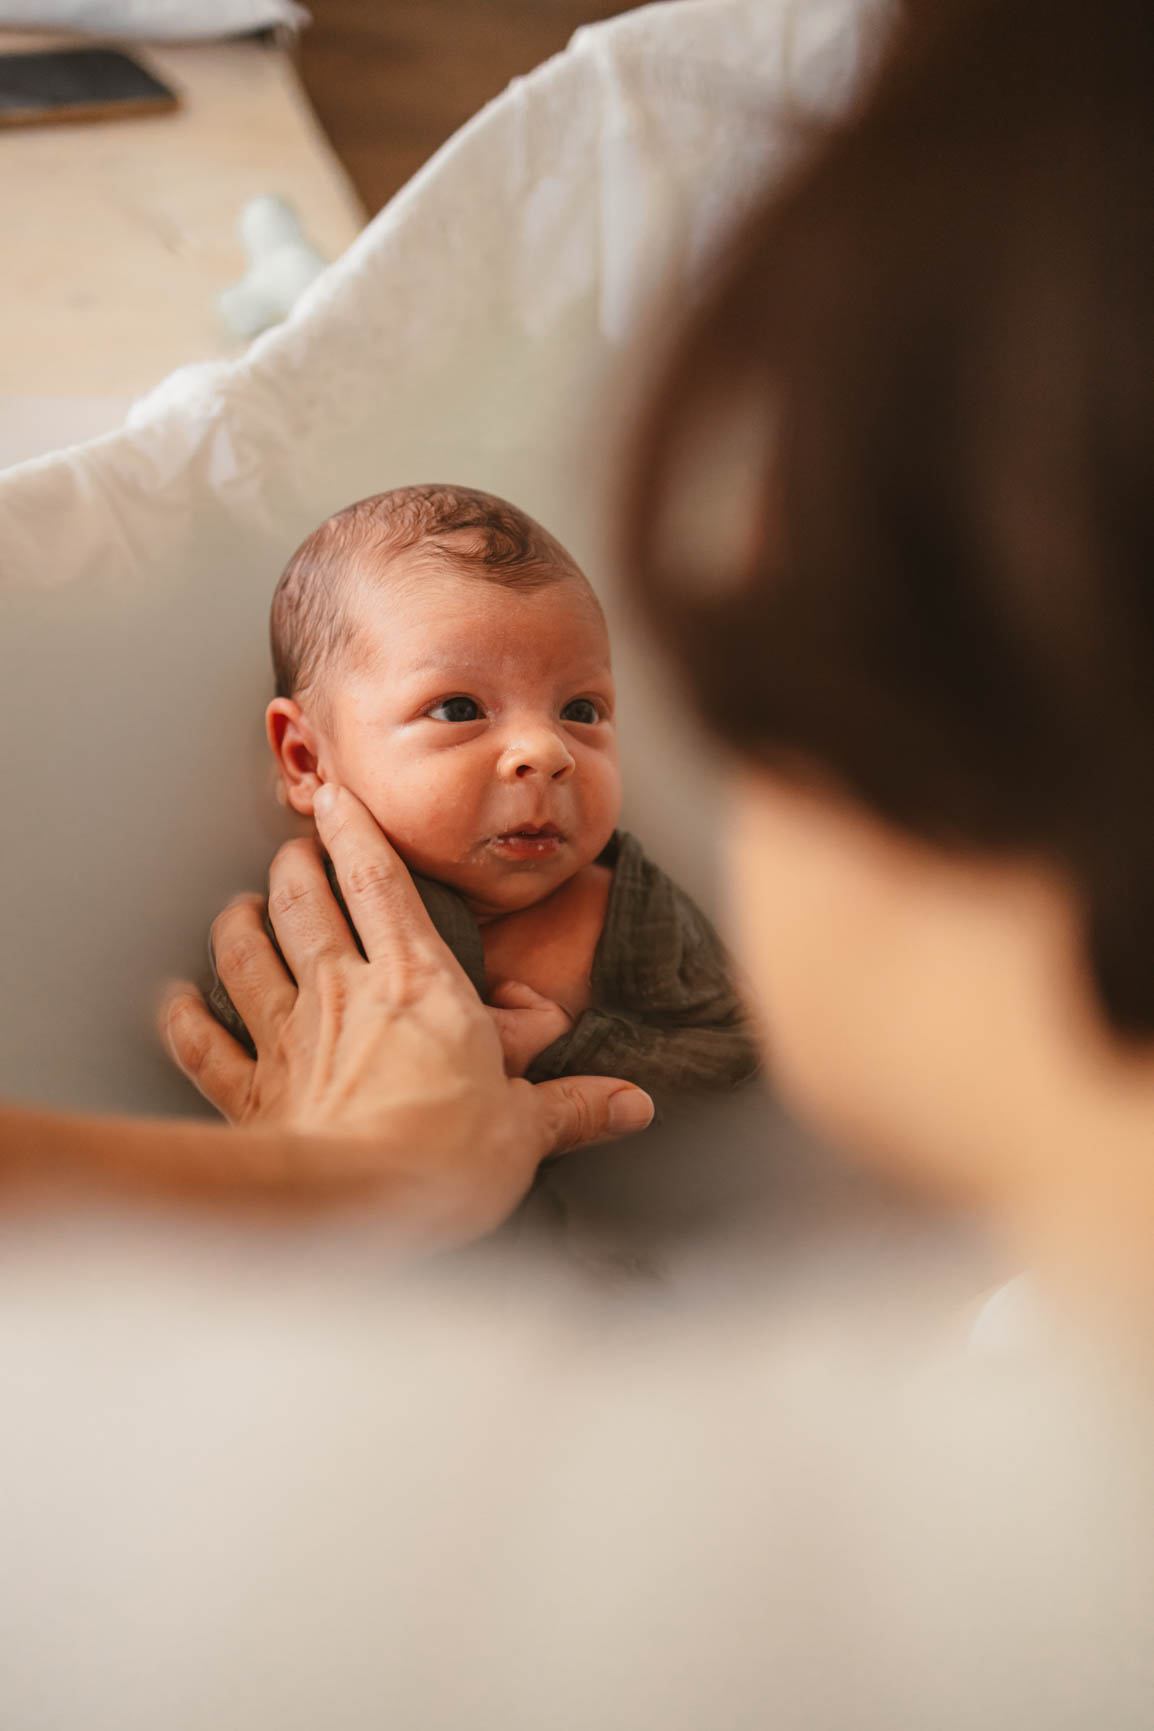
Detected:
left=162, top=786, right=654, bottom=1244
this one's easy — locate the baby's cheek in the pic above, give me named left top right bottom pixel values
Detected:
left=362, top=765, right=479, bottom=862
left=581, top=758, right=623, bottom=844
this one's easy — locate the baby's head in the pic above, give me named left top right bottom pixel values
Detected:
left=267, top=485, right=621, bottom=919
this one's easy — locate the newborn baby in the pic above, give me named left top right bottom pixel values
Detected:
left=209, top=485, right=760, bottom=1100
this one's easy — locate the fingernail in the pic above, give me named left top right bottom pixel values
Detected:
left=607, top=1088, right=655, bottom=1133
left=314, top=783, right=338, bottom=818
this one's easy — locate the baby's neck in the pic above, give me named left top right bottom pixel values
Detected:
left=472, top=860, right=615, bottom=1021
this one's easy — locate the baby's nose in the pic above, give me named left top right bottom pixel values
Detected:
left=499, top=725, right=575, bottom=782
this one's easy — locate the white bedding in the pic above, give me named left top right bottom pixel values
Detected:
left=0, top=0, right=890, bottom=1116
left=0, top=395, right=135, bottom=467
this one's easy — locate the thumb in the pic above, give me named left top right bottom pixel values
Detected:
left=528, top=1074, right=655, bottom=1156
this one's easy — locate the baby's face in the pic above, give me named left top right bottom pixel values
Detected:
left=310, top=566, right=621, bottom=918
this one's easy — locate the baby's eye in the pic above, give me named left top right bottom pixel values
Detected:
left=561, top=698, right=600, bottom=726
left=427, top=695, right=484, bottom=723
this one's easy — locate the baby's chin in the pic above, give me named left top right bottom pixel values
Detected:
left=400, top=841, right=589, bottom=920
left=461, top=875, right=567, bottom=920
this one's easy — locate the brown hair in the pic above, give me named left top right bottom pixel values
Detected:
left=271, top=483, right=586, bottom=702
left=627, top=0, right=1154, bottom=1035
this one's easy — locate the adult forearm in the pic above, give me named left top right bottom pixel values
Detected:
left=0, top=1103, right=508, bottom=1246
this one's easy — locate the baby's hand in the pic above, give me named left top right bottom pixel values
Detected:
left=485, top=979, right=574, bottom=1078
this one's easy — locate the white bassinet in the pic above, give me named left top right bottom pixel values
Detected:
left=0, top=0, right=886, bottom=1115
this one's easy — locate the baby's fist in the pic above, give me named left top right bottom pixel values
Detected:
left=485, top=979, right=573, bottom=1077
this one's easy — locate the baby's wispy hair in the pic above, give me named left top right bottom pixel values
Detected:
left=271, top=483, right=590, bottom=704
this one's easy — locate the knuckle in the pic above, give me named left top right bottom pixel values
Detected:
left=214, top=931, right=266, bottom=980
left=572, top=1090, right=597, bottom=1148
left=344, top=857, right=395, bottom=903
left=393, top=951, right=443, bottom=1010
left=267, top=876, right=317, bottom=924
left=555, top=1079, right=595, bottom=1150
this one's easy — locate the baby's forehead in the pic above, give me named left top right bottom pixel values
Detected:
left=348, top=554, right=610, bottom=656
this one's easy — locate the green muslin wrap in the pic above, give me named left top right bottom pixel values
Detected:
left=206, top=831, right=762, bottom=1101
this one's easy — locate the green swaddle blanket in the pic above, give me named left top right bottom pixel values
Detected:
left=207, top=831, right=761, bottom=1102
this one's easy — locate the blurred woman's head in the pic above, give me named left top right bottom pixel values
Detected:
left=629, top=0, right=1154, bottom=1203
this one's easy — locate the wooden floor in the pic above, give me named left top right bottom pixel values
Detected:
left=294, top=0, right=642, bottom=215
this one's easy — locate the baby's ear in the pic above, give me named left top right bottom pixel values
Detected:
left=266, top=697, right=322, bottom=817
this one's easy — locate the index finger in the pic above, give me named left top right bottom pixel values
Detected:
left=312, top=783, right=448, bottom=968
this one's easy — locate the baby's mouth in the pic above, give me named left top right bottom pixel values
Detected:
left=490, top=823, right=565, bottom=859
